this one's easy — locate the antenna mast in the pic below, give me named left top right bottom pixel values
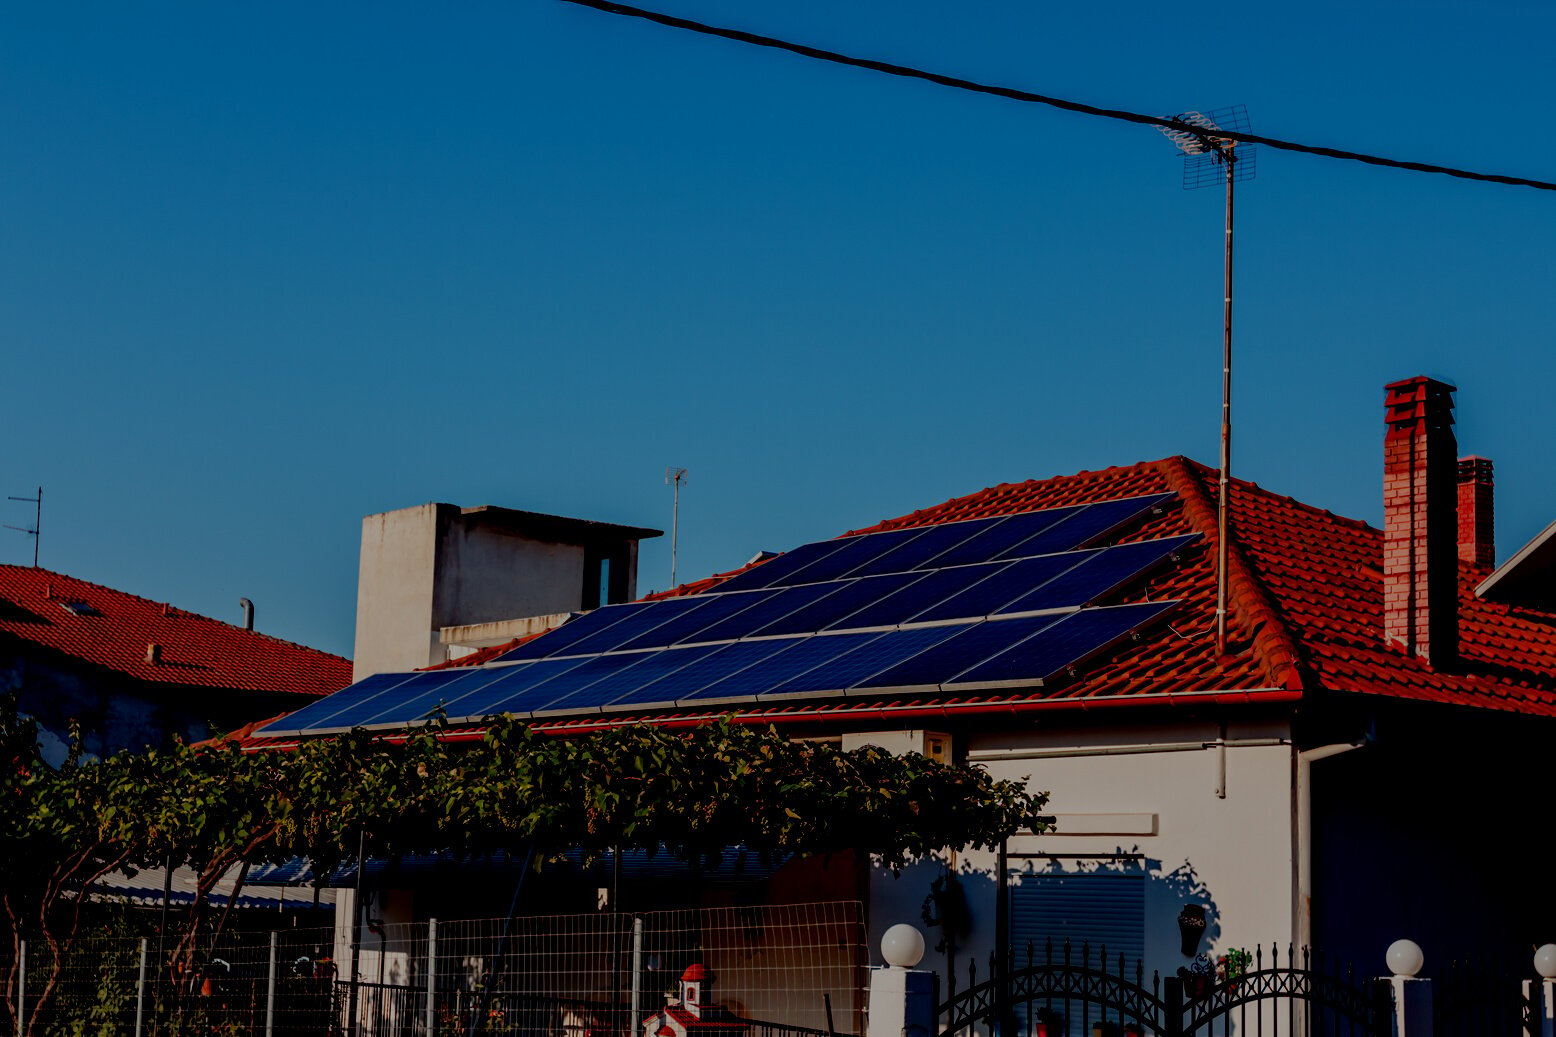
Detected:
left=1158, top=106, right=1256, bottom=658
left=6, top=486, right=42, bottom=567
left=665, top=467, right=688, bottom=588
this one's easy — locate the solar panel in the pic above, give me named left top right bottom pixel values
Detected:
left=611, top=589, right=778, bottom=649
left=762, top=623, right=973, bottom=696
left=996, top=493, right=1174, bottom=560
left=310, top=669, right=471, bottom=730
left=497, top=601, right=655, bottom=661
left=712, top=539, right=853, bottom=592
left=553, top=595, right=720, bottom=657
left=842, top=516, right=1007, bottom=578
left=996, top=535, right=1197, bottom=614
left=686, top=630, right=889, bottom=701
left=908, top=552, right=1085, bottom=624
left=826, top=563, right=1008, bottom=630
left=613, top=639, right=804, bottom=706
left=746, top=571, right=928, bottom=638
left=558, top=644, right=731, bottom=713
left=417, top=656, right=600, bottom=724
left=853, top=613, right=1069, bottom=691
left=777, top=525, right=929, bottom=585
left=255, top=670, right=420, bottom=736
left=946, top=600, right=1179, bottom=689
left=925, top=508, right=1084, bottom=569
left=684, top=582, right=852, bottom=645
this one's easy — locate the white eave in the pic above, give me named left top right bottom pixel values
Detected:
left=1476, top=515, right=1556, bottom=608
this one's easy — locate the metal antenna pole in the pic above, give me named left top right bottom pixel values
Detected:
left=1157, top=106, right=1255, bottom=659
left=1217, top=150, right=1235, bottom=657
left=6, top=486, right=41, bottom=567
left=665, top=467, right=688, bottom=588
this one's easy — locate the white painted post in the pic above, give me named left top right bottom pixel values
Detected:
left=867, top=926, right=936, bottom=1037
left=265, top=930, right=279, bottom=1037
left=425, top=919, right=437, bottom=1036
left=16, top=939, right=24, bottom=1037
left=1385, top=939, right=1431, bottom=1037
left=134, top=938, right=148, bottom=1037
left=630, top=917, right=644, bottom=1036
left=1530, top=944, right=1556, bottom=1037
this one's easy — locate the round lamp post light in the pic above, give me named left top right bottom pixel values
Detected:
left=1534, top=944, right=1556, bottom=980
left=881, top=924, right=926, bottom=970
left=1386, top=939, right=1424, bottom=978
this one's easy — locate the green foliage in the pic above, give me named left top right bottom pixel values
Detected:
left=2, top=695, right=1049, bottom=1033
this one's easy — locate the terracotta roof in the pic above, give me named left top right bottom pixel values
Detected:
left=234, top=455, right=1556, bottom=750
left=0, top=566, right=350, bottom=697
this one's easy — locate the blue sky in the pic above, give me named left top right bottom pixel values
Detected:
left=3, top=1, right=1553, bottom=658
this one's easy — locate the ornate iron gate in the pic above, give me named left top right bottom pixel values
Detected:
left=936, top=942, right=1389, bottom=1037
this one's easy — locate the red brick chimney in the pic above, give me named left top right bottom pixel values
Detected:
left=1383, top=376, right=1458, bottom=666
left=1456, top=456, right=1495, bottom=571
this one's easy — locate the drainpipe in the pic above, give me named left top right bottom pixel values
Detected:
left=1296, top=740, right=1369, bottom=954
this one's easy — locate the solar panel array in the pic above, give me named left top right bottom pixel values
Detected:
left=258, top=493, right=1192, bottom=738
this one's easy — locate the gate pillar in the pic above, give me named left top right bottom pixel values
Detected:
left=870, top=925, right=938, bottom=1037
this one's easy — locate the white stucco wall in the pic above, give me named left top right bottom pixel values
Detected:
left=866, top=719, right=1298, bottom=990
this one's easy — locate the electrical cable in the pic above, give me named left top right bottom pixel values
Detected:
left=555, top=0, right=1556, bottom=193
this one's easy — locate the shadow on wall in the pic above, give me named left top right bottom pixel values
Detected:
left=895, top=849, right=1221, bottom=996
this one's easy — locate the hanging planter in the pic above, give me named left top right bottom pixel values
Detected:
left=1177, top=904, right=1208, bottom=956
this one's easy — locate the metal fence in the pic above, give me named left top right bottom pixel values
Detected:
left=7, top=901, right=864, bottom=1036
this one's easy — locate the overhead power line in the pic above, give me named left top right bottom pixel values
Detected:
left=554, top=0, right=1556, bottom=193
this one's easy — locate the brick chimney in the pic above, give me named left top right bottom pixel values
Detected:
left=1456, top=456, right=1495, bottom=571
left=1383, top=376, right=1458, bottom=666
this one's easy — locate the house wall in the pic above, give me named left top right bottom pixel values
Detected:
left=865, top=718, right=1299, bottom=989
left=1310, top=701, right=1556, bottom=973
left=354, top=505, right=592, bottom=679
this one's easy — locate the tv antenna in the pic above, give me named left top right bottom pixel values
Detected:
left=665, top=467, right=688, bottom=587
left=1158, top=105, right=1256, bottom=658
left=6, top=486, right=42, bottom=567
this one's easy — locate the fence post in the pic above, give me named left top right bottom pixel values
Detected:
left=630, top=916, right=644, bottom=1037
left=135, top=938, right=149, bottom=1037
left=265, top=930, right=278, bottom=1037
left=426, top=919, right=438, bottom=1037
left=15, top=938, right=23, bottom=1037
left=868, top=926, right=936, bottom=1037
left=1385, top=940, right=1431, bottom=1037
left=1161, top=976, right=1183, bottom=1037
left=1528, top=944, right=1556, bottom=1037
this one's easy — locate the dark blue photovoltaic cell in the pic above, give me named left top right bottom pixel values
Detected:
left=927, top=507, right=1085, bottom=568
left=556, top=595, right=719, bottom=657
left=622, top=639, right=804, bottom=705
left=997, top=494, right=1174, bottom=560
left=764, top=623, right=972, bottom=695
left=569, top=644, right=726, bottom=710
left=611, top=589, right=779, bottom=650
left=440, top=655, right=608, bottom=720
left=853, top=614, right=1067, bottom=690
left=506, top=651, right=667, bottom=715
left=314, top=669, right=469, bottom=729
left=355, top=664, right=524, bottom=727
left=828, top=563, right=1008, bottom=630
left=996, top=535, right=1196, bottom=614
left=685, top=582, right=851, bottom=644
left=779, top=526, right=930, bottom=585
left=842, top=517, right=1006, bottom=578
left=691, top=631, right=889, bottom=700
left=747, top=571, right=927, bottom=638
left=909, top=553, right=1086, bottom=623
left=947, top=601, right=1179, bottom=687
left=258, top=671, right=419, bottom=734
left=498, top=601, right=656, bottom=661
left=712, top=539, right=853, bottom=592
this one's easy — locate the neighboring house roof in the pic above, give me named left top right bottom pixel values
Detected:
left=0, top=566, right=350, bottom=697
left=236, top=454, right=1556, bottom=751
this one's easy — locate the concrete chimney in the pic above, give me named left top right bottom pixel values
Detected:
left=1456, top=457, right=1495, bottom=571
left=1383, top=376, right=1459, bottom=666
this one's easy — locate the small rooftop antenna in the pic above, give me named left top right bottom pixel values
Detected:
left=6, top=486, right=42, bottom=567
left=1158, top=106, right=1256, bottom=658
left=665, top=466, right=688, bottom=588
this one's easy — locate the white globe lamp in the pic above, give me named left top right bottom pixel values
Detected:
left=1534, top=944, right=1556, bottom=980
left=1386, top=939, right=1424, bottom=978
left=881, top=924, right=926, bottom=970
